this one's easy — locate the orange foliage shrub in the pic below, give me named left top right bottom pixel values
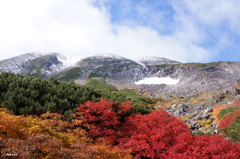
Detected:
left=0, top=108, right=132, bottom=158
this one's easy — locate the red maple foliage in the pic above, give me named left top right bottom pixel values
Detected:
left=167, top=133, right=240, bottom=158
left=118, top=110, right=190, bottom=158
left=76, top=98, right=131, bottom=144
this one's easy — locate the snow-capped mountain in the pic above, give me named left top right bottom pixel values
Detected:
left=2, top=53, right=240, bottom=96
left=0, top=53, right=180, bottom=77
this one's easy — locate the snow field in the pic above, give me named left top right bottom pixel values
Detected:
left=135, top=77, right=179, bottom=85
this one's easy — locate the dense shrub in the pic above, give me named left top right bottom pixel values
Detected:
left=167, top=133, right=240, bottom=158
left=0, top=72, right=152, bottom=116
left=118, top=110, right=190, bottom=158
left=75, top=98, right=131, bottom=144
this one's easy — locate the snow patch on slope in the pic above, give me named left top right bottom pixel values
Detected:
left=135, top=77, right=179, bottom=85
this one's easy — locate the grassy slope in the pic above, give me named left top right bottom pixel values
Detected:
left=86, top=78, right=118, bottom=91
left=53, top=67, right=82, bottom=82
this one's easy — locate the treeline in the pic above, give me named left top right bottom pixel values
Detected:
left=0, top=72, right=152, bottom=117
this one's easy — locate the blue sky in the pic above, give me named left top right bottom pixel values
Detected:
left=0, top=0, right=240, bottom=63
left=94, top=0, right=175, bottom=34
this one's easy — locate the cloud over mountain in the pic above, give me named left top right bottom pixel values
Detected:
left=0, top=0, right=239, bottom=62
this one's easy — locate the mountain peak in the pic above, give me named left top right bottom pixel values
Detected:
left=137, top=56, right=181, bottom=65
left=86, top=53, right=127, bottom=60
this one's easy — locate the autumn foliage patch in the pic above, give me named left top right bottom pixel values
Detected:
left=75, top=98, right=131, bottom=144
left=0, top=108, right=132, bottom=158
left=213, top=100, right=240, bottom=123
left=76, top=99, right=240, bottom=158
left=213, top=100, right=240, bottom=142
left=218, top=107, right=240, bottom=142
left=118, top=110, right=190, bottom=158
left=1, top=99, right=240, bottom=158
left=218, top=108, right=240, bottom=129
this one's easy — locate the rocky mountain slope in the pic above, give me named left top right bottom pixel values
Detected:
left=159, top=83, right=240, bottom=134
left=138, top=62, right=240, bottom=97
left=0, top=53, right=63, bottom=78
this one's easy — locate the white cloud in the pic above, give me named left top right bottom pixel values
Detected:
left=182, top=0, right=240, bottom=31
left=178, top=0, right=240, bottom=49
left=0, top=0, right=226, bottom=62
left=170, top=0, right=240, bottom=60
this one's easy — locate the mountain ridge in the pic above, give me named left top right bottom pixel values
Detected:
left=136, top=56, right=181, bottom=65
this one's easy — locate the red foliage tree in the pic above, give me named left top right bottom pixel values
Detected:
left=76, top=98, right=131, bottom=144
left=118, top=110, right=190, bottom=158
